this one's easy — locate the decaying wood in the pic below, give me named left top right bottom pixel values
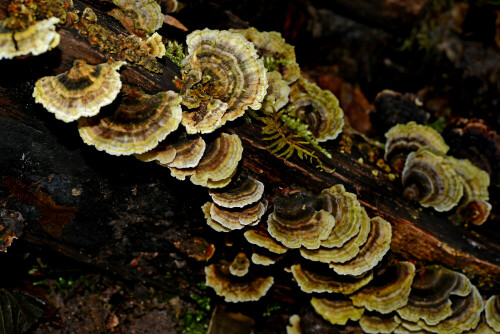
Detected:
left=0, top=0, right=499, bottom=296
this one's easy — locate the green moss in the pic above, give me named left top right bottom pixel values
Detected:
left=165, top=40, right=187, bottom=67
left=180, top=293, right=211, bottom=334
left=262, top=56, right=292, bottom=72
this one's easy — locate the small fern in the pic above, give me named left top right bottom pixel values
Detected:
left=262, top=56, right=292, bottom=72
left=165, top=40, right=187, bottom=67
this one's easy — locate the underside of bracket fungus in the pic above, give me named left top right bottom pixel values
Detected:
left=267, top=193, right=335, bottom=250
left=384, top=122, right=450, bottom=171
left=170, top=133, right=243, bottom=188
left=288, top=76, right=345, bottom=142
left=290, top=263, right=373, bottom=294
left=209, top=175, right=264, bottom=208
left=311, top=297, right=364, bottom=326
left=111, top=0, right=163, bottom=35
left=244, top=229, right=288, bottom=255
left=371, top=89, right=430, bottom=134
left=0, top=17, right=60, bottom=60
left=204, top=263, right=273, bottom=303
left=396, top=265, right=472, bottom=326
left=78, top=86, right=182, bottom=155
left=33, top=60, right=125, bottom=123
left=261, top=71, right=290, bottom=113
left=359, top=314, right=400, bottom=334
left=230, top=27, right=300, bottom=84
left=229, top=253, right=251, bottom=277
left=178, top=29, right=268, bottom=134
left=350, top=261, right=415, bottom=314
left=486, top=295, right=500, bottom=332
left=402, top=147, right=464, bottom=212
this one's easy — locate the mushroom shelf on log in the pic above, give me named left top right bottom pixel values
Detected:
left=0, top=0, right=499, bottom=292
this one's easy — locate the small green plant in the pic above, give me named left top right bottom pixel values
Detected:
left=180, top=293, right=212, bottom=334
left=165, top=40, right=187, bottom=67
left=262, top=56, right=291, bottom=72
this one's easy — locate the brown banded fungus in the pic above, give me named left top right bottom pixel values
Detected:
left=179, top=29, right=268, bottom=134
left=350, top=261, right=415, bottom=314
left=485, top=295, right=500, bottom=332
left=111, top=0, right=163, bottom=35
left=267, top=192, right=335, bottom=250
left=243, top=229, right=288, bottom=255
left=329, top=216, right=392, bottom=276
left=402, top=147, right=464, bottom=212
left=145, top=32, right=166, bottom=58
left=290, top=263, right=373, bottom=294
left=230, top=27, right=300, bottom=84
left=261, top=71, right=290, bottom=113
left=229, top=253, right=250, bottom=277
left=209, top=199, right=268, bottom=229
left=396, top=265, right=472, bottom=326
left=33, top=60, right=125, bottom=123
left=251, top=252, right=283, bottom=266
left=78, top=87, right=182, bottom=155
left=288, top=76, right=345, bottom=142
left=136, top=135, right=206, bottom=167
left=310, top=297, right=364, bottom=326
left=170, top=133, right=243, bottom=188
left=202, top=202, right=231, bottom=233
left=209, top=175, right=264, bottom=209
left=384, top=122, right=450, bottom=171
left=359, top=314, right=401, bottom=334
left=464, top=314, right=497, bottom=334
left=204, top=263, right=274, bottom=303
left=0, top=17, right=60, bottom=60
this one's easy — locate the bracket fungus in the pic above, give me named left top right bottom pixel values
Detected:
left=396, top=265, right=472, bottom=326
left=204, top=263, right=274, bottom=303
left=229, top=253, right=251, bottom=277
left=290, top=263, right=373, bottom=295
left=169, top=133, right=243, bottom=188
left=145, top=32, right=166, bottom=58
left=486, top=295, right=500, bottom=332
left=349, top=261, right=415, bottom=314
left=209, top=175, right=264, bottom=209
left=178, top=29, right=268, bottom=134
left=209, top=199, right=268, bottom=229
left=310, top=297, right=364, bottom=326
left=243, top=228, right=288, bottom=255
left=288, top=76, right=345, bottom=142
left=359, top=314, right=401, bottom=334
left=0, top=17, right=60, bottom=59
left=261, top=71, right=291, bottom=114
left=111, top=0, right=163, bottom=35
left=78, top=87, right=182, bottom=155
left=384, top=122, right=450, bottom=171
left=33, top=60, right=125, bottom=123
left=402, top=147, right=464, bottom=212
left=251, top=252, right=283, bottom=266
left=267, top=192, right=335, bottom=250
left=230, top=27, right=300, bottom=84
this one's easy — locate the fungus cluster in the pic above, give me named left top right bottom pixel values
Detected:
left=110, top=0, right=164, bottom=35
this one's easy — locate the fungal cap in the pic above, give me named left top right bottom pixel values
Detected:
left=201, top=202, right=231, bottom=233
left=183, top=29, right=268, bottom=128
left=210, top=200, right=268, bottom=229
left=251, top=253, right=282, bottom=266
left=329, top=216, right=392, bottom=276
left=78, top=89, right=182, bottom=155
left=286, top=315, right=301, bottom=334
left=464, top=314, right=497, bottom=334
left=145, top=32, right=166, bottom=57
left=384, top=121, right=450, bottom=171
left=290, top=263, right=373, bottom=294
left=350, top=261, right=416, bottom=314
left=448, top=156, right=490, bottom=203
left=359, top=314, right=401, bottom=334
left=402, top=147, right=464, bottom=212
left=261, top=71, right=291, bottom=113
left=243, top=229, right=288, bottom=254
left=300, top=208, right=370, bottom=263
left=137, top=135, right=206, bottom=166
left=289, top=76, right=345, bottom=142
left=1, top=17, right=60, bottom=60
left=310, top=297, right=364, bottom=326
left=34, top=60, right=125, bottom=123
left=112, top=0, right=163, bottom=34
left=458, top=199, right=492, bottom=226
left=181, top=99, right=228, bottom=134
left=229, top=253, right=251, bottom=277
left=204, top=263, right=274, bottom=303
left=485, top=295, right=500, bottom=332
left=209, top=175, right=265, bottom=208
left=319, top=184, right=364, bottom=248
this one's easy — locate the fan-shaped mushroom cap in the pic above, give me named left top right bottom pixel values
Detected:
left=205, top=263, right=274, bottom=303
left=300, top=208, right=370, bottom=263
left=209, top=175, right=264, bottom=209
left=402, top=147, right=464, bottom=212
left=112, top=0, right=163, bottom=34
left=290, top=263, right=373, bottom=294
left=329, top=216, right=392, bottom=276
left=251, top=252, right=283, bottom=266
left=288, top=76, right=344, bottom=142
left=267, top=193, right=335, bottom=250
left=170, top=133, right=243, bottom=188
left=384, top=122, right=450, bottom=171
left=229, top=253, right=251, bottom=277
left=486, top=295, right=500, bottom=332
left=359, top=314, right=401, bottom=334
left=286, top=314, right=301, bottom=334
left=319, top=184, right=364, bottom=248
left=350, top=261, right=415, bottom=314
left=34, top=60, right=125, bottom=123
left=145, top=32, right=166, bottom=57
left=180, top=29, right=268, bottom=133
left=0, top=17, right=60, bottom=60
left=397, top=265, right=472, bottom=326
left=418, top=286, right=483, bottom=334
left=311, top=297, right=364, bottom=326
left=202, top=202, right=231, bottom=232
left=448, top=156, right=490, bottom=203
left=464, top=314, right=497, bottom=334
left=136, top=135, right=206, bottom=167
left=261, top=71, right=291, bottom=113
left=78, top=87, right=182, bottom=155
left=244, top=229, right=288, bottom=254
left=230, top=28, right=300, bottom=84
left=210, top=200, right=268, bottom=228
left=458, top=199, right=492, bottom=226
